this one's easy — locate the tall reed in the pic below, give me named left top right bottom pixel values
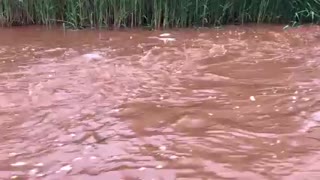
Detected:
left=0, top=0, right=319, bottom=28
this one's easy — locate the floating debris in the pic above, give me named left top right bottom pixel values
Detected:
left=250, top=96, right=256, bottom=101
left=11, top=162, right=27, bottom=167
left=10, top=175, right=18, bottom=179
left=138, top=167, right=146, bottom=171
left=208, top=113, right=213, bottom=116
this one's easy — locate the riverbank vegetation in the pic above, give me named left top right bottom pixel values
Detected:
left=0, top=0, right=319, bottom=29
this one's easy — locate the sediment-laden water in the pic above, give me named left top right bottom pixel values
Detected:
left=0, top=25, right=320, bottom=179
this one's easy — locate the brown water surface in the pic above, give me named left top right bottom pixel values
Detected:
left=0, top=25, right=320, bottom=180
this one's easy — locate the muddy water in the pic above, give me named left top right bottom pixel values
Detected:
left=0, top=25, right=320, bottom=180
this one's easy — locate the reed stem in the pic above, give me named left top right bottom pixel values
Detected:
left=0, top=0, right=319, bottom=28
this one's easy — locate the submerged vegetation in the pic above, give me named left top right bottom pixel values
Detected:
left=0, top=0, right=319, bottom=29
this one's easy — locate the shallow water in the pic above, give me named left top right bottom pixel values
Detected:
left=0, top=25, right=320, bottom=179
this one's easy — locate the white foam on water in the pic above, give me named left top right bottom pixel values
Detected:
left=72, top=157, right=82, bottom=162
left=34, top=163, right=44, bottom=167
left=82, top=53, right=104, bottom=60
left=9, top=152, right=19, bottom=157
left=298, top=111, right=320, bottom=133
left=159, top=33, right=171, bottom=37
left=28, top=168, right=39, bottom=176
left=44, top=48, right=66, bottom=53
left=60, top=165, right=72, bottom=172
left=90, top=156, right=97, bottom=160
left=156, top=165, right=163, bottom=169
left=159, top=146, right=167, bottom=151
left=10, top=175, right=18, bottom=179
left=299, top=120, right=318, bottom=133
left=169, top=155, right=178, bottom=160
left=11, top=162, right=27, bottom=167
left=158, top=38, right=176, bottom=43
left=311, top=111, right=320, bottom=122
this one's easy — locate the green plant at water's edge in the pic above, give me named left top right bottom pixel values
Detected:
left=0, top=0, right=319, bottom=28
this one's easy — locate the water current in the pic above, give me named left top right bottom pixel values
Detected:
left=0, top=25, right=320, bottom=179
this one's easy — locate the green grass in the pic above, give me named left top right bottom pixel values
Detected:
left=0, top=0, right=319, bottom=28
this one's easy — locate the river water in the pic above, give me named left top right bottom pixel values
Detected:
left=0, top=25, right=320, bottom=180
